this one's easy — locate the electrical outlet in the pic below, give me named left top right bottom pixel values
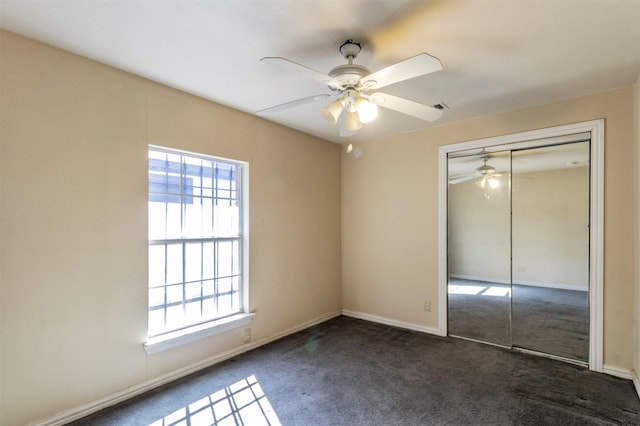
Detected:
left=243, top=328, right=251, bottom=343
left=424, top=301, right=431, bottom=312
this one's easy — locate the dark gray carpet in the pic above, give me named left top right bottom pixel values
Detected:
left=512, top=284, right=589, bottom=362
left=448, top=279, right=589, bottom=362
left=69, top=316, right=640, bottom=425
left=448, top=280, right=512, bottom=346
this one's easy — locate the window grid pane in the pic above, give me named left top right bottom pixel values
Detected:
left=148, top=146, right=244, bottom=338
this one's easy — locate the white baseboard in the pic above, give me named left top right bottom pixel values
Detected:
left=30, top=310, right=342, bottom=426
left=512, top=279, right=588, bottom=292
left=449, top=274, right=588, bottom=292
left=342, top=309, right=444, bottom=336
left=449, top=274, right=510, bottom=285
left=633, top=370, right=640, bottom=400
left=602, top=364, right=634, bottom=380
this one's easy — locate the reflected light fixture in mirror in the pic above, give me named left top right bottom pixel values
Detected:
left=476, top=176, right=500, bottom=189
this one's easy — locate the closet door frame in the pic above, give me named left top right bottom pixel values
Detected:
left=438, top=119, right=604, bottom=372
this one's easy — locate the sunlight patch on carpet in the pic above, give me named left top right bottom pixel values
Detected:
left=148, top=375, right=281, bottom=426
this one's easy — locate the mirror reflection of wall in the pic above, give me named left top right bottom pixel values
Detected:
left=511, top=145, right=589, bottom=290
left=447, top=138, right=590, bottom=364
left=511, top=142, right=590, bottom=361
left=447, top=151, right=511, bottom=347
left=448, top=152, right=510, bottom=284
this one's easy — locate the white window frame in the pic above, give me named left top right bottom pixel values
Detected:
left=144, top=146, right=251, bottom=354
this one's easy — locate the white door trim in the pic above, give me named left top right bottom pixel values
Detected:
left=438, top=119, right=604, bottom=372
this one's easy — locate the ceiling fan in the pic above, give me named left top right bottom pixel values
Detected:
left=257, top=39, right=444, bottom=137
left=449, top=155, right=503, bottom=189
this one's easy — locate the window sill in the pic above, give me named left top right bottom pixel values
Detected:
left=144, top=313, right=255, bottom=355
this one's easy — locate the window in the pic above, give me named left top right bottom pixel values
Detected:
left=147, top=146, right=248, bottom=345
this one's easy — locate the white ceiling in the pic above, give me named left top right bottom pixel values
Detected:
left=1, top=0, right=639, bottom=144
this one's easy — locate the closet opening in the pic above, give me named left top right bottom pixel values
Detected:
left=438, top=120, right=604, bottom=371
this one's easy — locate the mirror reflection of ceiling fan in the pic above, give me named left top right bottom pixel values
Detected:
left=257, top=40, right=445, bottom=137
left=449, top=154, right=504, bottom=189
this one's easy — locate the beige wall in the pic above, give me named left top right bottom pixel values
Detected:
left=342, top=86, right=635, bottom=369
left=0, top=31, right=342, bottom=425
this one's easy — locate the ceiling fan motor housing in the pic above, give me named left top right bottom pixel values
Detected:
left=328, top=64, right=371, bottom=89
left=476, top=164, right=496, bottom=175
left=328, top=39, right=373, bottom=90
left=476, top=155, right=496, bottom=175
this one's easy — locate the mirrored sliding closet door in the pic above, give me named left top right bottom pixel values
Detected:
left=447, top=149, right=511, bottom=347
left=447, top=135, right=591, bottom=364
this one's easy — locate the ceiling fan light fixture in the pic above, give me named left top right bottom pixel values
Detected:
left=355, top=97, right=378, bottom=123
left=321, top=99, right=345, bottom=124
left=345, top=110, right=363, bottom=131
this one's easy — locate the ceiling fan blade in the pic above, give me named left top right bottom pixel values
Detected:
left=369, top=92, right=443, bottom=122
left=449, top=174, right=477, bottom=184
left=261, top=57, right=342, bottom=90
left=256, top=94, right=332, bottom=116
left=360, top=53, right=442, bottom=90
